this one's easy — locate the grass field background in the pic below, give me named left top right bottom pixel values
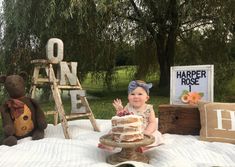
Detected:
left=0, top=66, right=169, bottom=141
left=41, top=66, right=169, bottom=123
left=1, top=65, right=234, bottom=142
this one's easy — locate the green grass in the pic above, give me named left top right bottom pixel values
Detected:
left=2, top=65, right=235, bottom=141
left=0, top=66, right=169, bottom=141
left=79, top=66, right=168, bottom=119
left=40, top=66, right=169, bottom=124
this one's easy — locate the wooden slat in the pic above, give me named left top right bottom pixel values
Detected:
left=66, top=113, right=91, bottom=120
left=31, top=59, right=50, bottom=64
left=58, top=85, right=81, bottom=89
left=44, top=111, right=57, bottom=115
left=34, top=78, right=50, bottom=83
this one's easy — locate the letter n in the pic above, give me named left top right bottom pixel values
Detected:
left=59, top=61, right=78, bottom=85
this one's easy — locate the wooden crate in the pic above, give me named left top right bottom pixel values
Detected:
left=158, top=104, right=201, bottom=135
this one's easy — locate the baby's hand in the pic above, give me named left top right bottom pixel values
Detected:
left=112, top=98, right=123, bottom=114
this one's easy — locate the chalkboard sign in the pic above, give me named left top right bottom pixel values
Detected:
left=170, top=65, right=214, bottom=105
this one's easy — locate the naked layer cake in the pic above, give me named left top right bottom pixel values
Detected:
left=111, top=113, right=144, bottom=142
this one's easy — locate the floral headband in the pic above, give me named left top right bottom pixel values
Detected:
left=128, top=80, right=152, bottom=95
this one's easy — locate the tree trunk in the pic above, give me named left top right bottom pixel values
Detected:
left=155, top=32, right=170, bottom=89
left=155, top=0, right=178, bottom=95
left=155, top=34, right=176, bottom=95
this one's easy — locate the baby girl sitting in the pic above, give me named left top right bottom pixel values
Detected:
left=98, top=80, right=164, bottom=152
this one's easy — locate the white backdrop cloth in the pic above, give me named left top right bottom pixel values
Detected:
left=0, top=119, right=234, bottom=167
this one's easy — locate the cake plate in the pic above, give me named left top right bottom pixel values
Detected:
left=99, top=134, right=155, bottom=165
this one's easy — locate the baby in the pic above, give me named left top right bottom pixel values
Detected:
left=98, top=80, right=164, bottom=152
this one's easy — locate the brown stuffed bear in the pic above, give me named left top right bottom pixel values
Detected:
left=0, top=74, right=47, bottom=146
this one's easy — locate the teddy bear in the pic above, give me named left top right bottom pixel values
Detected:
left=0, top=74, right=47, bottom=146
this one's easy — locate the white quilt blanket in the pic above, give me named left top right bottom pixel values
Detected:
left=0, top=119, right=234, bottom=167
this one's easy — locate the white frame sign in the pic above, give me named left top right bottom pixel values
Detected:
left=170, top=65, right=214, bottom=105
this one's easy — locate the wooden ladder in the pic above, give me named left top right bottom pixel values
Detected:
left=30, top=59, right=100, bottom=139
left=56, top=63, right=100, bottom=132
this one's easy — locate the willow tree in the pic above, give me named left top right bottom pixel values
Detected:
left=1, top=0, right=235, bottom=92
left=1, top=0, right=117, bottom=89
left=104, top=0, right=235, bottom=93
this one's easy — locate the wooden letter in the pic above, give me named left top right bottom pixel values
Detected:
left=59, top=62, right=78, bottom=85
left=46, top=38, right=64, bottom=64
left=70, top=90, right=86, bottom=113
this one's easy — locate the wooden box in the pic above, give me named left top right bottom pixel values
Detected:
left=158, top=104, right=201, bottom=135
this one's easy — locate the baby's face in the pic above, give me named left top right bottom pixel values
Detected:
left=128, top=87, right=149, bottom=108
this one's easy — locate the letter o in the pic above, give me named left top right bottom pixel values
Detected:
left=46, top=38, right=64, bottom=64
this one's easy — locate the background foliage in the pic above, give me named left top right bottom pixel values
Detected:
left=0, top=0, right=235, bottom=99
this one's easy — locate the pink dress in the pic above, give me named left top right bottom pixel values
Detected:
left=124, top=103, right=164, bottom=147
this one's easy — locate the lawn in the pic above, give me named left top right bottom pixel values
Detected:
left=0, top=66, right=169, bottom=141
left=41, top=66, right=169, bottom=123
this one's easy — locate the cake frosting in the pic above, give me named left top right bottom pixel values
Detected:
left=111, top=114, right=144, bottom=142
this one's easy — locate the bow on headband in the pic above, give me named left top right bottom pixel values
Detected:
left=128, top=80, right=152, bottom=95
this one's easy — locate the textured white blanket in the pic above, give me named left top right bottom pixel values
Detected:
left=0, top=119, right=234, bottom=167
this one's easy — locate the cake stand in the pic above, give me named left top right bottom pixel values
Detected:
left=99, top=134, right=155, bottom=165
